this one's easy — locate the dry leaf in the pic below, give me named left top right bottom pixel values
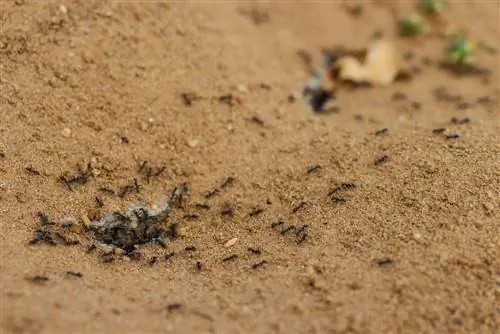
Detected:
left=336, top=39, right=405, bottom=86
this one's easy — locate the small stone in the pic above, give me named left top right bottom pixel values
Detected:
left=114, top=248, right=126, bottom=256
left=97, top=243, right=114, bottom=255
left=211, top=218, right=222, bottom=227
left=61, top=128, right=72, bottom=138
left=60, top=216, right=76, bottom=228
left=187, top=139, right=199, bottom=148
left=237, top=84, right=248, bottom=93
left=81, top=215, right=91, bottom=228
left=59, top=4, right=68, bottom=14
left=224, top=237, right=238, bottom=248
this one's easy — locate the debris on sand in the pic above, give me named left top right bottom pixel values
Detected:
left=89, top=184, right=188, bottom=249
left=301, top=56, right=336, bottom=113
left=224, top=238, right=238, bottom=248
left=89, top=204, right=168, bottom=248
left=328, top=39, right=411, bottom=86
left=300, top=39, right=411, bottom=112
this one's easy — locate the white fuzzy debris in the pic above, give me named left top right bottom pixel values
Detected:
left=89, top=185, right=187, bottom=248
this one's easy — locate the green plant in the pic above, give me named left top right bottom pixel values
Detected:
left=399, top=14, right=429, bottom=37
left=448, top=38, right=476, bottom=64
left=420, top=0, right=447, bottom=14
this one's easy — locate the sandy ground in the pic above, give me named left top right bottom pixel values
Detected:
left=1, top=1, right=499, bottom=334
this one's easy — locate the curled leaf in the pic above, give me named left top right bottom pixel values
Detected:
left=333, top=39, right=408, bottom=86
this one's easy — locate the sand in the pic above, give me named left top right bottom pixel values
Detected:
left=1, top=1, right=499, bottom=334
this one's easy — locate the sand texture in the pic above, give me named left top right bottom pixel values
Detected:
left=1, top=1, right=499, bottom=334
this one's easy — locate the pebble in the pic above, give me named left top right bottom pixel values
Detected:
left=59, top=4, right=68, bottom=14
left=60, top=216, right=76, bottom=227
left=98, top=243, right=114, bottom=255
left=61, top=128, right=72, bottom=138
left=114, top=248, right=126, bottom=256
left=211, top=218, right=222, bottom=227
left=224, top=237, right=238, bottom=248
left=81, top=215, right=91, bottom=228
left=187, top=139, right=199, bottom=148
left=237, top=84, right=248, bottom=93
